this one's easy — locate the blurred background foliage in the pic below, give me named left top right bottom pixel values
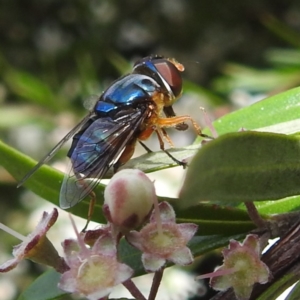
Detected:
left=1, top=0, right=300, bottom=299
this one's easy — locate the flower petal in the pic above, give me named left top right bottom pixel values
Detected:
left=114, top=263, right=134, bottom=284
left=126, top=231, right=143, bottom=251
left=243, top=234, right=261, bottom=256
left=142, top=253, right=165, bottom=272
left=169, top=247, right=194, bottom=266
left=150, top=202, right=176, bottom=223
left=210, top=269, right=232, bottom=291
left=257, top=262, right=270, bottom=284
left=87, top=288, right=113, bottom=300
left=177, top=223, right=198, bottom=242
left=0, top=258, right=20, bottom=272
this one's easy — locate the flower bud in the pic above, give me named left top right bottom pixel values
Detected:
left=103, top=169, right=156, bottom=232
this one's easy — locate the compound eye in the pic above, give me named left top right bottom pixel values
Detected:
left=153, top=60, right=183, bottom=97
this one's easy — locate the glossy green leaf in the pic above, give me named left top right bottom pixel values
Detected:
left=113, top=144, right=200, bottom=175
left=285, top=280, right=300, bottom=300
left=250, top=195, right=300, bottom=215
left=0, top=139, right=107, bottom=223
left=0, top=131, right=298, bottom=235
left=0, top=139, right=256, bottom=234
left=170, top=200, right=255, bottom=235
left=18, top=269, right=66, bottom=300
left=0, top=139, right=63, bottom=206
left=206, top=86, right=300, bottom=136
left=180, top=131, right=300, bottom=207
left=257, top=272, right=298, bottom=300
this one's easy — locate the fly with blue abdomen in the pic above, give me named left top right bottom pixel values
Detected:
left=18, top=55, right=208, bottom=224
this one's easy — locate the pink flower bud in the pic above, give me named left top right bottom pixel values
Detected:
left=103, top=169, right=156, bottom=232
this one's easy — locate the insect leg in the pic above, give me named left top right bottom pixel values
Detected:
left=161, top=127, right=174, bottom=147
left=82, top=190, right=96, bottom=232
left=139, top=141, right=153, bottom=153
left=155, top=129, right=187, bottom=167
left=71, top=176, right=96, bottom=232
left=156, top=115, right=212, bottom=139
left=163, top=106, right=188, bottom=131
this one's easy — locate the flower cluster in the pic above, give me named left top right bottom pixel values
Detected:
left=0, top=168, right=271, bottom=300
left=0, top=169, right=198, bottom=300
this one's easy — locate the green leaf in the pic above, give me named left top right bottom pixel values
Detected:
left=0, top=139, right=63, bottom=206
left=0, top=139, right=108, bottom=223
left=4, top=69, right=65, bottom=112
left=257, top=272, right=298, bottom=300
left=179, top=131, right=300, bottom=207
left=207, top=86, right=300, bottom=136
left=0, top=139, right=257, bottom=235
left=262, top=15, right=300, bottom=48
left=170, top=200, right=255, bottom=235
left=18, top=269, right=66, bottom=300
left=265, top=48, right=300, bottom=67
left=285, top=280, right=300, bottom=300
left=114, top=144, right=200, bottom=175
left=250, top=195, right=300, bottom=215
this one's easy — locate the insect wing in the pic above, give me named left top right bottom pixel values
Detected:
left=59, top=109, right=148, bottom=209
left=17, top=112, right=95, bottom=187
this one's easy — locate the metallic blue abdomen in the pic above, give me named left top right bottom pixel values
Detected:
left=94, top=74, right=159, bottom=116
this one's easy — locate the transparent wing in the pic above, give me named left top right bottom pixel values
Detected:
left=18, top=113, right=95, bottom=187
left=18, top=112, right=95, bottom=187
left=59, top=108, right=149, bottom=209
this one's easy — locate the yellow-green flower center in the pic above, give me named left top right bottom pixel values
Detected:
left=145, top=225, right=182, bottom=255
left=77, top=255, right=115, bottom=292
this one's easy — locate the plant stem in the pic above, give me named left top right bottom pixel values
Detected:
left=148, top=268, right=164, bottom=300
left=244, top=202, right=266, bottom=228
left=123, top=279, right=146, bottom=300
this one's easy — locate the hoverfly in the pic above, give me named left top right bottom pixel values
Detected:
left=18, top=55, right=206, bottom=212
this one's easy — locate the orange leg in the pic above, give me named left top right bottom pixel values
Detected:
left=163, top=106, right=188, bottom=131
left=161, top=127, right=174, bottom=147
left=151, top=115, right=211, bottom=167
left=156, top=115, right=210, bottom=138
